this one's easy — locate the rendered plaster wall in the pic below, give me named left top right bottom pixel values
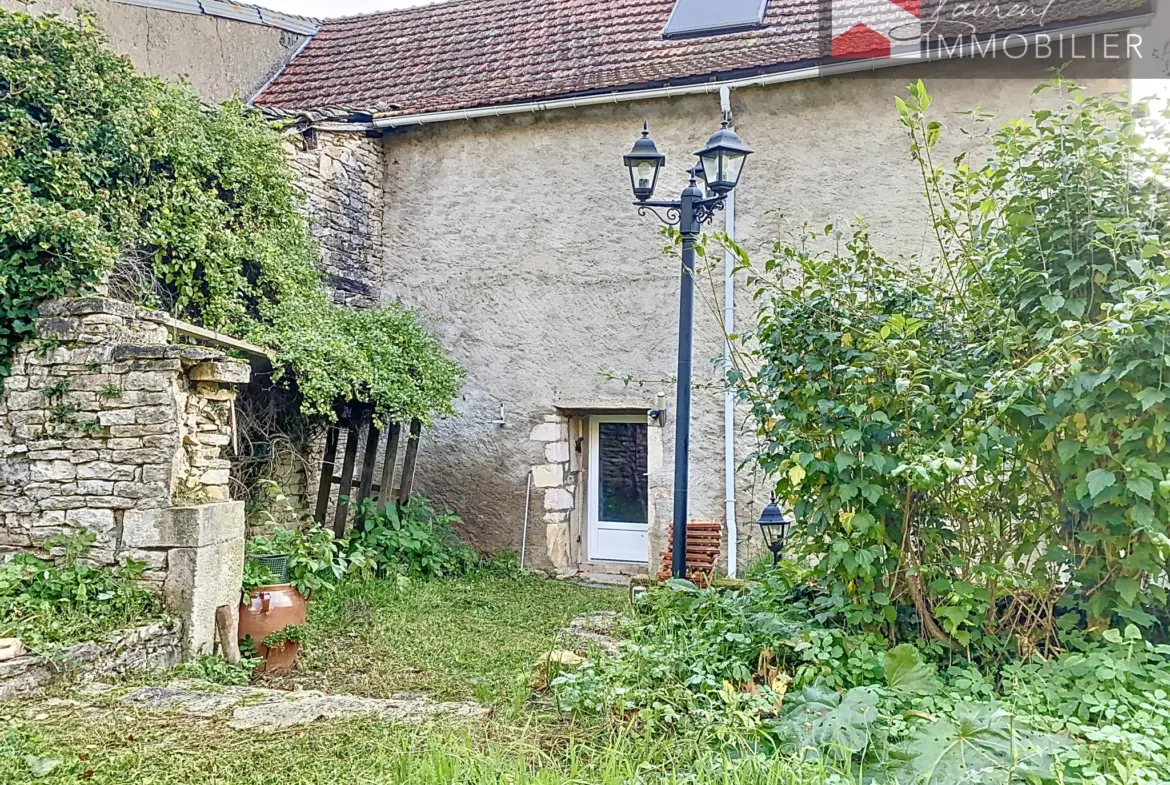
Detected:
left=379, top=58, right=1126, bottom=572
left=0, top=0, right=307, bottom=102
left=287, top=131, right=387, bottom=308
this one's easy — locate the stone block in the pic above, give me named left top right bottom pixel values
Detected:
left=124, top=372, right=173, bottom=392
left=136, top=407, right=176, bottom=426
left=160, top=502, right=246, bottom=658
left=65, top=508, right=115, bottom=535
left=545, top=441, right=571, bottom=463
left=122, top=502, right=245, bottom=550
left=77, top=461, right=135, bottom=481
left=29, top=461, right=75, bottom=482
left=199, top=469, right=230, bottom=486
left=532, top=464, right=564, bottom=488
left=112, top=481, right=167, bottom=500
left=530, top=422, right=566, bottom=442
left=546, top=522, right=571, bottom=570
left=98, top=409, right=135, bottom=427
left=187, top=361, right=250, bottom=385
left=544, top=488, right=574, bottom=511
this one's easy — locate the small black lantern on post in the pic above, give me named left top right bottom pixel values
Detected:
left=757, top=495, right=792, bottom=567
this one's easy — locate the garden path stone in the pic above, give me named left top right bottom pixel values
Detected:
left=561, top=611, right=621, bottom=654
left=118, top=680, right=489, bottom=732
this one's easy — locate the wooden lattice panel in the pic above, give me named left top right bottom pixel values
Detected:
left=656, top=521, right=723, bottom=587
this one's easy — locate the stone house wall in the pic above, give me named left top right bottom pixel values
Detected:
left=372, top=57, right=1127, bottom=575
left=0, top=0, right=311, bottom=104
left=287, top=130, right=387, bottom=309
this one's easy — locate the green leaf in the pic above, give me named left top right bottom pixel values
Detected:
left=1127, top=476, right=1155, bottom=501
left=24, top=756, right=62, bottom=779
left=883, top=644, right=939, bottom=695
left=1136, top=388, right=1167, bottom=411
left=1056, top=440, right=1081, bottom=463
left=1115, top=576, right=1140, bottom=606
left=890, top=703, right=1071, bottom=785
left=1086, top=469, right=1117, bottom=499
left=1039, top=294, right=1065, bottom=314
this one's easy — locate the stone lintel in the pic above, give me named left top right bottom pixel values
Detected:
left=188, top=361, right=251, bottom=385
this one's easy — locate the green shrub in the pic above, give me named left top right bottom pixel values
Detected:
left=728, top=78, right=1170, bottom=653
left=173, top=654, right=260, bottom=686
left=0, top=532, right=164, bottom=650
left=350, top=495, right=479, bottom=579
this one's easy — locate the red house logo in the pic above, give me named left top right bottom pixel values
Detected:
left=832, top=0, right=922, bottom=59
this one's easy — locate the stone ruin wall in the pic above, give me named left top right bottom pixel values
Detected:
left=286, top=129, right=386, bottom=309
left=0, top=297, right=249, bottom=583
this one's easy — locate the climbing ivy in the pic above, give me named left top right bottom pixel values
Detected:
left=0, top=10, right=459, bottom=422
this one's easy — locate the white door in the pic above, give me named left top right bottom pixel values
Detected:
left=588, top=415, right=649, bottom=563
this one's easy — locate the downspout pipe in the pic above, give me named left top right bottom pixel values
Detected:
left=369, top=17, right=1149, bottom=130
left=720, top=86, right=738, bottom=579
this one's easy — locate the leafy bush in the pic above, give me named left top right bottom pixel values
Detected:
left=727, top=78, right=1170, bottom=653
left=557, top=578, right=1170, bottom=784
left=242, top=495, right=478, bottom=600
left=262, top=623, right=309, bottom=650
left=173, top=654, right=260, bottom=686
left=350, top=495, right=479, bottom=578
left=0, top=532, right=164, bottom=650
left=0, top=10, right=460, bottom=421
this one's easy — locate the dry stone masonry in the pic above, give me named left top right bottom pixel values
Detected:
left=0, top=298, right=250, bottom=576
left=287, top=130, right=386, bottom=308
left=529, top=415, right=573, bottom=571
left=0, top=297, right=251, bottom=660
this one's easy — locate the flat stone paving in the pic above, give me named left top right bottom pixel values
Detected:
left=117, top=680, right=489, bottom=732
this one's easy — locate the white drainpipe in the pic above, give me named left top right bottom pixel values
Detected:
left=720, top=86, right=738, bottom=579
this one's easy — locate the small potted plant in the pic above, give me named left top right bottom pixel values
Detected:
left=259, top=623, right=308, bottom=675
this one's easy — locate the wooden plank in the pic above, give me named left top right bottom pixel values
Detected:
left=354, top=410, right=382, bottom=511
left=150, top=313, right=272, bottom=359
left=312, top=426, right=341, bottom=525
left=376, top=422, right=402, bottom=515
left=332, top=414, right=363, bottom=537
left=396, top=418, right=422, bottom=505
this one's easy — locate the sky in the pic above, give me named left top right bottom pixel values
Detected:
left=260, top=0, right=438, bottom=18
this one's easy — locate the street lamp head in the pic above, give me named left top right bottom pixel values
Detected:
left=696, top=121, right=753, bottom=196
left=624, top=122, right=666, bottom=202
left=757, top=494, right=792, bottom=567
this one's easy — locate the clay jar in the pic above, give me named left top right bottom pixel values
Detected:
left=238, top=584, right=307, bottom=675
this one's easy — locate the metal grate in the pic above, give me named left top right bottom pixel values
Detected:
left=249, top=554, right=289, bottom=584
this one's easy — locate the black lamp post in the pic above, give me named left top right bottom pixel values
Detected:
left=624, top=119, right=753, bottom=579
left=757, top=495, right=792, bottom=567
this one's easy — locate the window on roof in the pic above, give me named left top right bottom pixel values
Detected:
left=662, top=0, right=769, bottom=39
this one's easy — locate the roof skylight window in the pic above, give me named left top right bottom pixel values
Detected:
left=662, top=0, right=769, bottom=39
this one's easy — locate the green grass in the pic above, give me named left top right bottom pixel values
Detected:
left=263, top=574, right=626, bottom=706
left=0, top=575, right=828, bottom=784
left=0, top=701, right=828, bottom=784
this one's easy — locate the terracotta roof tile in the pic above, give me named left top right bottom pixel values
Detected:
left=253, top=0, right=1148, bottom=114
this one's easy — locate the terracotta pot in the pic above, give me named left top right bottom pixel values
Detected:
left=238, top=584, right=307, bottom=674
left=261, top=641, right=301, bottom=675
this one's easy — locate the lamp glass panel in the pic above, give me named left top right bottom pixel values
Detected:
left=722, top=152, right=746, bottom=186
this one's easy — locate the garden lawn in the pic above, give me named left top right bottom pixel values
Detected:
left=269, top=574, right=627, bottom=706
left=0, top=575, right=820, bottom=784
left=0, top=702, right=821, bottom=784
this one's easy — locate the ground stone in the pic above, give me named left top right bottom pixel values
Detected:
left=119, top=681, right=489, bottom=732
left=560, top=611, right=622, bottom=654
